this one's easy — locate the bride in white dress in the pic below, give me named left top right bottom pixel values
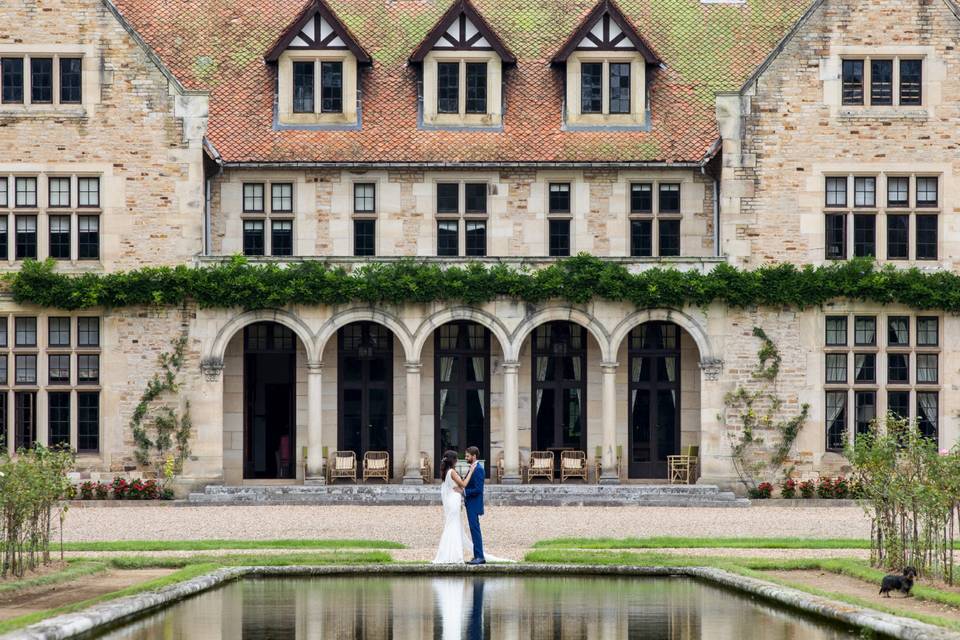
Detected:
left=433, top=450, right=476, bottom=564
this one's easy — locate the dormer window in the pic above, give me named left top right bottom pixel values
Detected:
left=265, top=0, right=370, bottom=127
left=552, top=0, right=660, bottom=128
left=409, top=0, right=515, bottom=129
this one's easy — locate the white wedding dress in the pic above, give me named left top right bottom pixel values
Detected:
left=432, top=469, right=470, bottom=564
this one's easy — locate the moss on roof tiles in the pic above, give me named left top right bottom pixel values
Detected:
left=112, top=0, right=813, bottom=164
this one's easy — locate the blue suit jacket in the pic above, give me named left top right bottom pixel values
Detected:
left=463, top=463, right=485, bottom=516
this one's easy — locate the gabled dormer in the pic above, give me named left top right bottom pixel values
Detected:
left=265, top=0, right=370, bottom=128
left=409, top=0, right=515, bottom=129
left=553, top=0, right=659, bottom=129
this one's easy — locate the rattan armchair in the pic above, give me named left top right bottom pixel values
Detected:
left=668, top=445, right=699, bottom=485
left=526, top=451, right=555, bottom=483
left=328, top=450, right=357, bottom=484
left=363, top=451, right=390, bottom=483
left=560, top=450, right=588, bottom=483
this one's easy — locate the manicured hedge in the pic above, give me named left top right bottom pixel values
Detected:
left=7, top=255, right=960, bottom=311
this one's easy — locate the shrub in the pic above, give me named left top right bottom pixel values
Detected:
left=780, top=478, right=797, bottom=499
left=94, top=482, right=110, bottom=499
left=79, top=480, right=95, bottom=500
left=817, top=477, right=834, bottom=499
left=848, top=414, right=960, bottom=583
left=111, top=477, right=130, bottom=499
left=0, top=446, right=75, bottom=578
left=833, top=476, right=850, bottom=499
left=798, top=480, right=815, bottom=499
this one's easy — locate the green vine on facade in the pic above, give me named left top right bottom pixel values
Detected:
left=724, top=327, right=810, bottom=490
left=130, top=330, right=193, bottom=482
left=7, top=255, right=960, bottom=311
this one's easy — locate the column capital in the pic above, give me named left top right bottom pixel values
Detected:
left=501, top=360, right=521, bottom=373
left=200, top=356, right=224, bottom=381
left=600, top=361, right=619, bottom=374
left=307, top=362, right=324, bottom=374
left=404, top=361, right=423, bottom=373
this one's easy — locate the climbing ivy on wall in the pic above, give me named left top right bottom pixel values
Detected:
left=7, top=255, right=960, bottom=311
left=724, top=327, right=810, bottom=491
left=131, top=330, right=193, bottom=481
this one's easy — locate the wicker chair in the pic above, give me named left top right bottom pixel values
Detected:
left=363, top=451, right=390, bottom=483
left=526, top=451, right=555, bottom=483
left=328, top=451, right=357, bottom=484
left=420, top=451, right=432, bottom=484
left=560, top=450, right=588, bottom=483
left=667, top=445, right=700, bottom=485
left=595, top=445, right=623, bottom=483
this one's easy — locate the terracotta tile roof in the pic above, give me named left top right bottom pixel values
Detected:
left=110, top=0, right=812, bottom=165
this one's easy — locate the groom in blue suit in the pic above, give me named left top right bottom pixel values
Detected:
left=463, top=446, right=485, bottom=565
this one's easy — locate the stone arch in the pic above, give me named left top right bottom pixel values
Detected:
left=207, top=308, right=319, bottom=365
left=314, top=307, right=415, bottom=361
left=510, top=307, right=612, bottom=362
left=411, top=307, right=512, bottom=362
left=608, top=308, right=714, bottom=361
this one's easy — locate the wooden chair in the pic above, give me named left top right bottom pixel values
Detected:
left=328, top=451, right=357, bottom=484
left=668, top=445, right=700, bottom=485
left=560, top=450, right=588, bottom=483
left=363, top=451, right=390, bottom=483
left=594, top=445, right=623, bottom=483
left=420, top=451, right=432, bottom=484
left=526, top=451, right=554, bottom=483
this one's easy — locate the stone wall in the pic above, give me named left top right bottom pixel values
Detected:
left=0, top=0, right=206, bottom=271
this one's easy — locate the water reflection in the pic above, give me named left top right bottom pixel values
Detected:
left=94, top=576, right=865, bottom=640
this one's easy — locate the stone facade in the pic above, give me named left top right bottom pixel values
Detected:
left=3, top=0, right=959, bottom=493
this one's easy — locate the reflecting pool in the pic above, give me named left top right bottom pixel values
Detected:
left=92, top=576, right=869, bottom=639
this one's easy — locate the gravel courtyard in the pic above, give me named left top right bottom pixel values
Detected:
left=61, top=505, right=872, bottom=561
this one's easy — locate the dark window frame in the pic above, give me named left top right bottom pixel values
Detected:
left=548, top=219, right=571, bottom=257
left=242, top=220, right=265, bottom=256
left=464, top=62, right=487, bottom=114
left=609, top=62, right=631, bottom=114
left=580, top=62, right=603, bottom=114
left=353, top=218, right=376, bottom=257
left=841, top=59, right=864, bottom=106
left=437, top=61, right=460, bottom=114
left=1, top=57, right=24, bottom=104
left=59, top=57, right=82, bottom=104
left=292, top=60, right=315, bottom=114
left=870, top=59, right=894, bottom=106
left=30, top=57, right=53, bottom=104
left=320, top=60, right=343, bottom=114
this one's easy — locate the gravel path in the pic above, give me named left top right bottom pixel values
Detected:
left=61, top=506, right=872, bottom=562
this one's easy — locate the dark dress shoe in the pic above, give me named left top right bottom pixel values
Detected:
left=467, top=558, right=486, bottom=565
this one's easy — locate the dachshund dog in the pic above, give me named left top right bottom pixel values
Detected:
left=879, top=567, right=918, bottom=597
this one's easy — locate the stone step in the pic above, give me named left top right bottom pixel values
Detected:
left=187, top=484, right=749, bottom=507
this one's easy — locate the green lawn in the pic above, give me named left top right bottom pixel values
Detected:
left=532, top=536, right=872, bottom=550
left=61, top=539, right=404, bottom=552
left=0, top=561, right=107, bottom=595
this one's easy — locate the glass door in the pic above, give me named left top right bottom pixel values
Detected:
left=338, top=323, right=394, bottom=470
left=435, top=322, right=490, bottom=475
left=532, top=323, right=587, bottom=466
left=628, top=322, right=681, bottom=478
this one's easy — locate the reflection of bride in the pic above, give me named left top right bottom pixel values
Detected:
left=432, top=578, right=468, bottom=640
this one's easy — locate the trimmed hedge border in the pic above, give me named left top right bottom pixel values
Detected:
left=7, top=255, right=960, bottom=311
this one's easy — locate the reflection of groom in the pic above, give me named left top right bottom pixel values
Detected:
left=464, top=446, right=485, bottom=565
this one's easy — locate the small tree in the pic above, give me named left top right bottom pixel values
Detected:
left=130, top=331, right=193, bottom=483
left=847, top=414, right=958, bottom=583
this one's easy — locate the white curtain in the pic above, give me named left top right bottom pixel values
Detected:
left=917, top=355, right=937, bottom=383
left=571, top=356, right=581, bottom=382
left=664, top=356, right=677, bottom=383
left=471, top=357, right=484, bottom=382
left=476, top=390, right=485, bottom=419
left=855, top=355, right=866, bottom=381
left=890, top=319, right=908, bottom=345
left=918, top=393, right=938, bottom=430
left=536, top=356, right=548, bottom=382
left=857, top=320, right=875, bottom=345
left=438, top=356, right=455, bottom=417
left=631, top=357, right=643, bottom=383
left=468, top=327, right=483, bottom=350
left=827, top=393, right=846, bottom=430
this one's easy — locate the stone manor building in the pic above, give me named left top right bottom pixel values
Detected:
left=1, top=0, right=956, bottom=490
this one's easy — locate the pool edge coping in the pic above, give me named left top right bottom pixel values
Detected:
left=2, top=564, right=958, bottom=640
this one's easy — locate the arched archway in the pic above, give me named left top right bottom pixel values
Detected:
left=510, top=307, right=611, bottom=362
left=208, top=309, right=319, bottom=365
left=315, top=308, right=414, bottom=363
left=411, top=307, right=510, bottom=362
left=609, top=309, right=713, bottom=363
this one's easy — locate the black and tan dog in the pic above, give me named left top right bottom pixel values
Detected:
left=879, top=567, right=918, bottom=597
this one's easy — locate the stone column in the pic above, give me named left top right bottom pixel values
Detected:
left=306, top=363, right=324, bottom=484
left=599, top=362, right=620, bottom=484
left=403, top=361, right=424, bottom=484
left=501, top=361, right=522, bottom=484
